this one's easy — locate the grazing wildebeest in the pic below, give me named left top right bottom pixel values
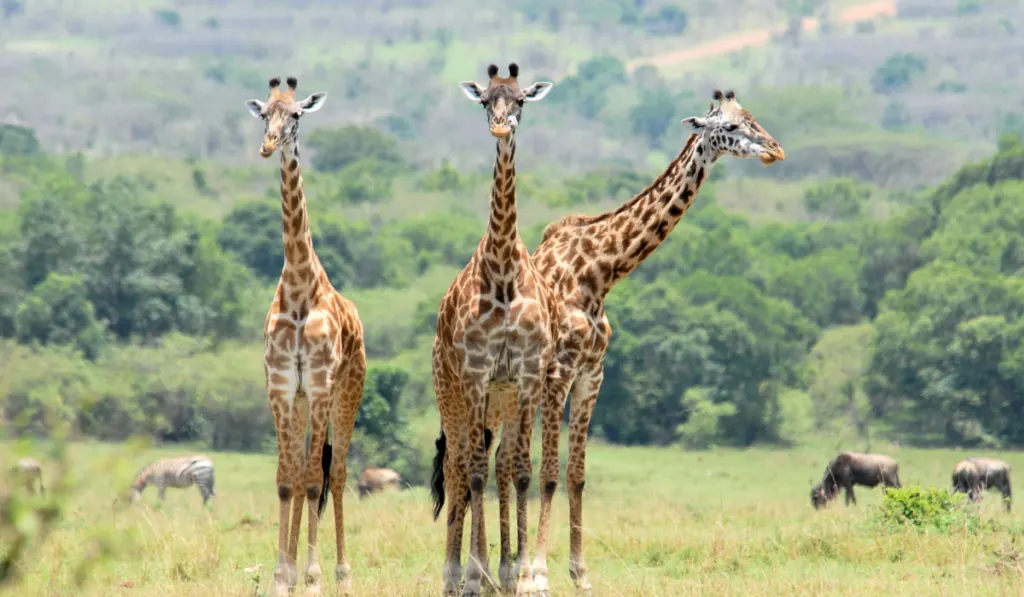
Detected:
left=10, top=458, right=44, bottom=495
left=951, top=457, right=1012, bottom=512
left=357, top=467, right=401, bottom=499
left=811, top=452, right=901, bottom=509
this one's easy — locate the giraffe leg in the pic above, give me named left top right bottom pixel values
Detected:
left=531, top=372, right=573, bottom=597
left=565, top=369, right=601, bottom=595
left=442, top=437, right=468, bottom=596
left=495, top=394, right=517, bottom=593
left=462, top=375, right=491, bottom=597
left=302, top=389, right=332, bottom=596
left=329, top=360, right=365, bottom=596
left=512, top=372, right=546, bottom=595
left=270, top=392, right=300, bottom=596
left=286, top=394, right=311, bottom=592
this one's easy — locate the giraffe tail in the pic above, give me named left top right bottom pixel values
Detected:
left=430, top=430, right=446, bottom=521
left=318, top=437, right=332, bottom=519
left=429, top=427, right=493, bottom=522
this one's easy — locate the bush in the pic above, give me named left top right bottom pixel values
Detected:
left=876, top=486, right=985, bottom=533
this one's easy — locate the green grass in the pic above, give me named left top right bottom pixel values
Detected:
left=4, top=440, right=1023, bottom=596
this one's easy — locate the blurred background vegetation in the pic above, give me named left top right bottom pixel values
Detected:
left=2, top=0, right=1024, bottom=488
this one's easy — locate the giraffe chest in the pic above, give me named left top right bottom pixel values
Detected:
left=264, top=310, right=340, bottom=397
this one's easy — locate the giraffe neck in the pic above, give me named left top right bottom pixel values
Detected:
left=598, top=133, right=717, bottom=297
left=483, top=134, right=521, bottom=277
left=277, top=140, right=322, bottom=294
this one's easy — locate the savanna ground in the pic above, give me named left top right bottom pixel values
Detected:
left=3, top=440, right=1022, bottom=596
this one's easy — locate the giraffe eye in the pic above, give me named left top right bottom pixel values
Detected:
left=723, top=124, right=738, bottom=132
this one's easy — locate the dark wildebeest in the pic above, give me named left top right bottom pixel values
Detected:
left=357, top=467, right=401, bottom=499
left=811, top=452, right=901, bottom=509
left=951, top=457, right=1012, bottom=512
left=9, top=458, right=44, bottom=496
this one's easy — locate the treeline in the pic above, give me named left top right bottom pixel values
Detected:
left=3, top=122, right=1024, bottom=475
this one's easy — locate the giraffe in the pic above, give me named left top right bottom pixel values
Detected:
left=526, top=89, right=786, bottom=596
left=245, top=76, right=367, bottom=597
left=429, top=62, right=556, bottom=597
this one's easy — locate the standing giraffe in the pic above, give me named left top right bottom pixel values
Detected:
left=526, top=90, right=786, bottom=595
left=430, top=63, right=555, bottom=597
left=245, top=76, right=367, bottom=597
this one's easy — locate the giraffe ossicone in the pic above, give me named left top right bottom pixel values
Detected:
left=246, top=75, right=367, bottom=597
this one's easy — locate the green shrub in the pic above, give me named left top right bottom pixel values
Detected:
left=876, top=485, right=983, bottom=533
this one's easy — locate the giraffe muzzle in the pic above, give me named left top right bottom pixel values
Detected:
left=489, top=123, right=512, bottom=138
left=260, top=143, right=276, bottom=158
left=760, top=147, right=786, bottom=166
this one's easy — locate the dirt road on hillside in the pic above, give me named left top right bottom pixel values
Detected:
left=626, top=0, right=897, bottom=72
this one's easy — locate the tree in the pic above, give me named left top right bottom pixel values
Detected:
left=0, top=123, right=41, bottom=156
left=305, top=126, right=404, bottom=173
left=629, top=88, right=677, bottom=147
left=218, top=200, right=285, bottom=280
left=802, top=178, right=872, bottom=220
left=14, top=273, right=107, bottom=359
left=871, top=53, right=927, bottom=93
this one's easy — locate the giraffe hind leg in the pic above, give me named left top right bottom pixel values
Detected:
left=565, top=368, right=602, bottom=595
left=494, top=393, right=518, bottom=593
left=328, top=358, right=365, bottom=596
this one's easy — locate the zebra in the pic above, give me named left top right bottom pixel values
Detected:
left=129, top=455, right=216, bottom=506
left=10, top=458, right=44, bottom=495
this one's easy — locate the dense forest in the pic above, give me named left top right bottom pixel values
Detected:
left=3, top=0, right=1024, bottom=485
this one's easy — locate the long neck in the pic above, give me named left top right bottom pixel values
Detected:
left=598, top=133, right=717, bottom=296
left=278, top=140, right=322, bottom=291
left=483, top=135, right=522, bottom=276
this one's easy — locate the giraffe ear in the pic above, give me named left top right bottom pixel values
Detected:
left=681, top=116, right=709, bottom=132
left=459, top=82, right=487, bottom=102
left=298, top=93, right=327, bottom=113
left=245, top=99, right=266, bottom=118
left=521, top=82, right=553, bottom=102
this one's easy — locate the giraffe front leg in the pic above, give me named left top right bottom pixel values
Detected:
left=269, top=390, right=300, bottom=597
left=442, top=439, right=468, bottom=596
left=301, top=390, right=332, bottom=596
left=329, top=361, right=365, bottom=596
left=462, top=376, right=491, bottom=597
left=565, top=369, right=601, bottom=595
left=512, top=371, right=546, bottom=596
left=286, top=395, right=311, bottom=593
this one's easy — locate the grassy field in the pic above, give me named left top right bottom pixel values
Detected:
left=3, top=440, right=1023, bottom=596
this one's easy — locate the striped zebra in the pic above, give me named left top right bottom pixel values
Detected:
left=129, top=455, right=216, bottom=506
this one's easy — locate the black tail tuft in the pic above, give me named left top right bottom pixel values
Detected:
left=430, top=427, right=496, bottom=522
left=430, top=430, right=446, bottom=521
left=318, top=439, right=332, bottom=519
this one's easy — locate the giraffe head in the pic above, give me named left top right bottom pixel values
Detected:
left=245, top=76, right=327, bottom=158
left=681, top=89, right=785, bottom=166
left=458, top=63, right=553, bottom=138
